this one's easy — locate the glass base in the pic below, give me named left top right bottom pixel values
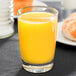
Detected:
left=22, top=62, right=54, bottom=73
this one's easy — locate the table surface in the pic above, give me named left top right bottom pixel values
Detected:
left=0, top=2, right=76, bottom=76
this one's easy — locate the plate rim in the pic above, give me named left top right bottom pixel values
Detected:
left=57, top=22, right=76, bottom=46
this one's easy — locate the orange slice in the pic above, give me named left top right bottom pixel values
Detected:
left=68, top=21, right=76, bottom=38
left=62, top=18, right=76, bottom=41
left=62, top=19, right=76, bottom=31
left=14, top=0, right=33, bottom=15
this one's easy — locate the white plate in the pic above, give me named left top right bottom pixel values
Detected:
left=14, top=0, right=47, bottom=18
left=57, top=22, right=76, bottom=46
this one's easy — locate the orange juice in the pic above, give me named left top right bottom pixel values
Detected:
left=18, top=12, right=57, bottom=64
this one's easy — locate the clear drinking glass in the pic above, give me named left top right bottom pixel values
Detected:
left=18, top=6, right=58, bottom=73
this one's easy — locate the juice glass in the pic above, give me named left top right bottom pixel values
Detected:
left=18, top=6, right=58, bottom=73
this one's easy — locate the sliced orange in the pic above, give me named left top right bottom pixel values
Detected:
left=14, top=0, right=33, bottom=15
left=68, top=21, right=76, bottom=38
left=62, top=18, right=76, bottom=39
left=62, top=19, right=75, bottom=31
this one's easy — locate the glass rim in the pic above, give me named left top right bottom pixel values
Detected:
left=18, top=6, right=58, bottom=19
